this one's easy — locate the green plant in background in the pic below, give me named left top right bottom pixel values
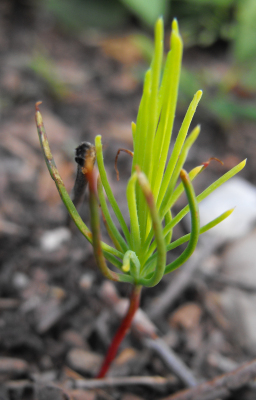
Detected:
left=36, top=18, right=245, bottom=378
left=43, top=0, right=256, bottom=122
left=30, top=52, right=69, bottom=99
left=44, top=0, right=169, bottom=30
left=167, top=0, right=256, bottom=122
left=118, top=0, right=168, bottom=27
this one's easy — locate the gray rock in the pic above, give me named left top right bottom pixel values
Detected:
left=0, top=357, right=28, bottom=376
left=67, top=349, right=102, bottom=376
left=40, top=228, right=71, bottom=252
left=198, top=177, right=256, bottom=241
left=220, top=228, right=256, bottom=353
left=223, top=228, right=256, bottom=286
left=221, top=288, right=256, bottom=353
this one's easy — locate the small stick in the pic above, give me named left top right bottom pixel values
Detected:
left=144, top=338, right=197, bottom=388
left=201, top=271, right=256, bottom=293
left=115, top=148, right=133, bottom=181
left=160, top=358, right=256, bottom=400
left=73, top=375, right=176, bottom=390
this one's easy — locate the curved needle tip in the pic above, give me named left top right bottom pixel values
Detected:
left=202, top=157, right=224, bottom=169
left=135, top=165, right=141, bottom=174
left=35, top=101, right=42, bottom=112
left=180, top=169, right=188, bottom=180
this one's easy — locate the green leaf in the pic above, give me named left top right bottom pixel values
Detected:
left=166, top=159, right=246, bottom=234
left=143, top=208, right=235, bottom=277
left=127, top=173, right=141, bottom=253
left=97, top=176, right=128, bottom=253
left=136, top=170, right=166, bottom=287
left=95, top=135, right=131, bottom=246
left=35, top=107, right=123, bottom=266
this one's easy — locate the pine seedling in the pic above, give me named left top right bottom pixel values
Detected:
left=36, top=18, right=246, bottom=378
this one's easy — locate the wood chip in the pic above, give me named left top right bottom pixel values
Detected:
left=0, top=357, right=28, bottom=376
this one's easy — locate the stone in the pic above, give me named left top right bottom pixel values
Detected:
left=79, top=273, right=95, bottom=290
left=40, top=228, right=71, bottom=252
left=222, top=228, right=256, bottom=286
left=169, top=302, right=202, bottom=331
left=67, top=349, right=102, bottom=376
left=0, top=357, right=28, bottom=377
left=197, top=177, right=256, bottom=241
left=61, top=330, right=85, bottom=348
left=220, top=228, right=256, bottom=353
left=68, top=390, right=96, bottom=400
left=220, top=288, right=256, bottom=353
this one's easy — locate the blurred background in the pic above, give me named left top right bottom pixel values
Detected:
left=1, top=1, right=256, bottom=399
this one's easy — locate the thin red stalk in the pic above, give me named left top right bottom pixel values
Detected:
left=114, top=148, right=134, bottom=181
left=97, top=285, right=142, bottom=378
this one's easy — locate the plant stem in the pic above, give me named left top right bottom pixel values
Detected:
left=96, top=284, right=142, bottom=378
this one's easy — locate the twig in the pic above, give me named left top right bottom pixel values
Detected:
left=73, top=375, right=176, bottom=390
left=144, top=338, right=197, bottom=388
left=207, top=352, right=238, bottom=373
left=201, top=271, right=256, bottom=293
left=160, top=358, right=256, bottom=400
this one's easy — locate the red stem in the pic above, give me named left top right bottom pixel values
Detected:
left=96, top=285, right=142, bottom=378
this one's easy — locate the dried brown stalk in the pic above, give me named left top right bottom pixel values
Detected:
left=160, top=358, right=256, bottom=400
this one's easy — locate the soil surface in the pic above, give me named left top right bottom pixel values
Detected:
left=0, top=2, right=255, bottom=400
